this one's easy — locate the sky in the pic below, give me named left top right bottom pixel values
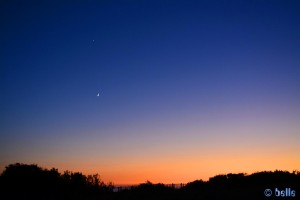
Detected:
left=1, top=0, right=300, bottom=185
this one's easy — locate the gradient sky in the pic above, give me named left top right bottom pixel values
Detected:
left=1, top=0, right=300, bottom=185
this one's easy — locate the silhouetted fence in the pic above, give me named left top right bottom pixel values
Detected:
left=113, top=183, right=186, bottom=192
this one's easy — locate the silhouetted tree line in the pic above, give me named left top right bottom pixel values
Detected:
left=0, top=163, right=113, bottom=200
left=1, top=163, right=300, bottom=200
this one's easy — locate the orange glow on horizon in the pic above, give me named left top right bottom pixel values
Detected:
left=2, top=124, right=299, bottom=185
left=1, top=147, right=299, bottom=185
left=49, top=148, right=299, bottom=185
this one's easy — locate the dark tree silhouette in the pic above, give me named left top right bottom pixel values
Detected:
left=1, top=163, right=299, bottom=200
left=0, top=163, right=111, bottom=200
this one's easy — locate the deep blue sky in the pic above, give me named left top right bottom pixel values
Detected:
left=1, top=0, right=300, bottom=184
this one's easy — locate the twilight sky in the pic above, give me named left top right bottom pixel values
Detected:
left=1, top=0, right=300, bottom=185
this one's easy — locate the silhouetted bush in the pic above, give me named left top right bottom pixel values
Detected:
left=0, top=163, right=111, bottom=200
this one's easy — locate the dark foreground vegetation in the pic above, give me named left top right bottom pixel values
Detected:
left=0, top=163, right=299, bottom=200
